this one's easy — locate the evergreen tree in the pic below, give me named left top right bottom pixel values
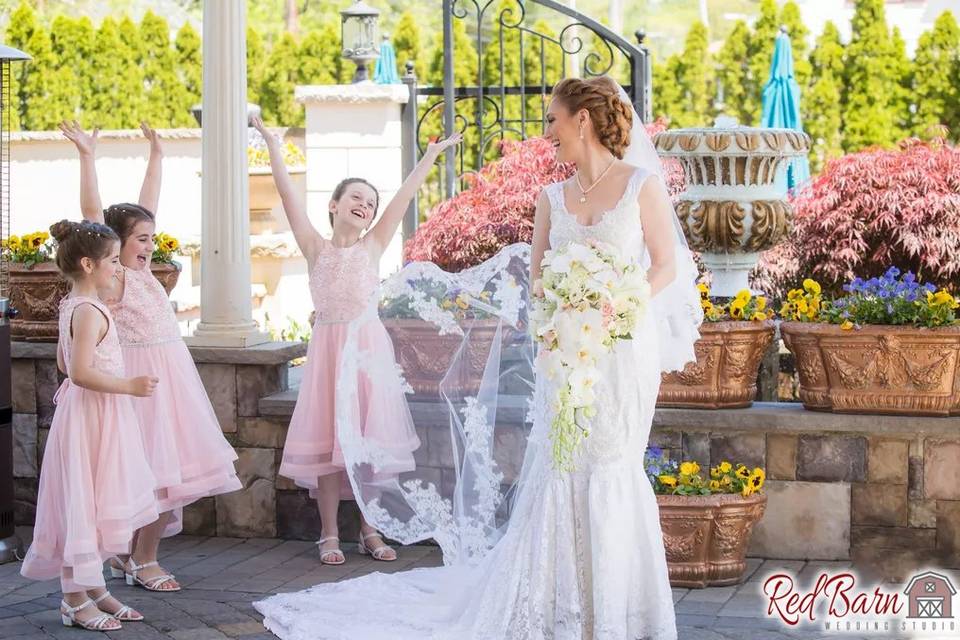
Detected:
left=842, top=0, right=899, bottom=150
left=744, top=0, right=779, bottom=124
left=298, top=19, right=342, bottom=85
left=652, top=55, right=683, bottom=124
left=89, top=18, right=128, bottom=128
left=175, top=21, right=202, bottom=116
left=259, top=32, right=302, bottom=126
left=427, top=17, right=478, bottom=87
left=672, top=21, right=713, bottom=128
left=482, top=0, right=522, bottom=88
left=889, top=26, right=913, bottom=134
left=20, top=21, right=65, bottom=130
left=804, top=21, right=844, bottom=172
left=140, top=10, right=192, bottom=127
left=714, top=20, right=751, bottom=124
left=3, top=1, right=39, bottom=130
left=911, top=11, right=960, bottom=139
left=48, top=16, right=92, bottom=124
left=247, top=27, right=267, bottom=106
left=393, top=10, right=426, bottom=80
left=779, top=1, right=811, bottom=89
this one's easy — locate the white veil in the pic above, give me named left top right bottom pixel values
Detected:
left=617, top=84, right=703, bottom=372
left=328, top=80, right=701, bottom=563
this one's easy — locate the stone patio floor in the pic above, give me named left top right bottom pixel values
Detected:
left=0, top=530, right=931, bottom=640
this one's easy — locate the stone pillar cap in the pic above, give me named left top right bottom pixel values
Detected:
left=295, top=84, right=409, bottom=105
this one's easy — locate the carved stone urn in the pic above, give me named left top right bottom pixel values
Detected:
left=781, top=322, right=960, bottom=416
left=654, top=128, right=810, bottom=297
left=658, top=492, right=767, bottom=588
left=9, top=262, right=70, bottom=341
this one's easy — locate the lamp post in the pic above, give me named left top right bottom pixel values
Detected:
left=341, top=1, right=381, bottom=83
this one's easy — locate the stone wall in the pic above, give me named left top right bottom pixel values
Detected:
left=12, top=341, right=960, bottom=574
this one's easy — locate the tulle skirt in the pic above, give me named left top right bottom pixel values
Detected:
left=279, top=319, right=420, bottom=500
left=21, top=382, right=160, bottom=590
left=123, top=339, right=241, bottom=536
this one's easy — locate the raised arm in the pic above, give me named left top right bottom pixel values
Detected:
left=529, top=189, right=552, bottom=298
left=638, top=175, right=678, bottom=297
left=367, top=134, right=462, bottom=253
left=59, top=120, right=104, bottom=223
left=137, top=122, right=163, bottom=216
left=69, top=304, right=158, bottom=397
left=250, top=116, right=321, bottom=263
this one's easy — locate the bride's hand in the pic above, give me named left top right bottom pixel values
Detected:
left=532, top=279, right=544, bottom=299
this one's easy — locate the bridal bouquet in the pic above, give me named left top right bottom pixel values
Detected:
left=532, top=240, right=651, bottom=470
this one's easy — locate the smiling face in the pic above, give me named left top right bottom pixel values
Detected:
left=545, top=98, right=585, bottom=165
left=86, top=239, right=122, bottom=288
left=120, top=219, right=156, bottom=270
left=329, top=181, right=379, bottom=232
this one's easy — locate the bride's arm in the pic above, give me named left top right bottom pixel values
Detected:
left=530, top=190, right=551, bottom=297
left=638, top=175, right=677, bottom=296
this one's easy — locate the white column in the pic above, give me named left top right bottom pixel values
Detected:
left=189, top=1, right=268, bottom=347
left=296, top=84, right=409, bottom=278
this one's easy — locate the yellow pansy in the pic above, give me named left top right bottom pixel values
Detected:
left=734, top=289, right=751, bottom=303
left=3, top=235, right=20, bottom=250
left=797, top=299, right=809, bottom=314
left=803, top=279, right=821, bottom=295
left=741, top=483, right=754, bottom=497
left=736, top=465, right=751, bottom=479
left=455, top=294, right=470, bottom=310
left=720, top=475, right=732, bottom=486
left=756, top=296, right=767, bottom=311
left=679, top=461, right=700, bottom=477
left=658, top=475, right=677, bottom=488
left=697, top=283, right=709, bottom=298
left=719, top=461, right=732, bottom=473
left=709, top=480, right=721, bottom=491
left=840, top=320, right=854, bottom=331
left=751, top=312, right=767, bottom=322
left=441, top=299, right=454, bottom=310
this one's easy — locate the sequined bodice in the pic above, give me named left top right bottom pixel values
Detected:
left=310, top=238, right=380, bottom=324
left=59, top=296, right=125, bottom=376
left=546, top=167, right=647, bottom=260
left=110, top=266, right=180, bottom=347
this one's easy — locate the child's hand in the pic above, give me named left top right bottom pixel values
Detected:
left=250, top=116, right=277, bottom=146
left=140, top=122, right=163, bottom=157
left=59, top=120, right=98, bottom=156
left=425, top=133, right=463, bottom=158
left=129, top=375, right=159, bottom=397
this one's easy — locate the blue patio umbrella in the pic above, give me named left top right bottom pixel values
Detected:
left=761, top=28, right=810, bottom=193
left=374, top=38, right=401, bottom=84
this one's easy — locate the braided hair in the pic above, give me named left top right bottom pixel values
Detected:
left=551, top=76, right=633, bottom=159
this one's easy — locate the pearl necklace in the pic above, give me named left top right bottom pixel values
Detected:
left=574, top=160, right=617, bottom=203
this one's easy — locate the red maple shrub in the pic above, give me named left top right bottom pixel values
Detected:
left=405, top=119, right=682, bottom=272
left=754, top=137, right=960, bottom=298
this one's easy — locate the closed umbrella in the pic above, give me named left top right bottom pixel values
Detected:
left=374, top=36, right=401, bottom=84
left=761, top=27, right=810, bottom=193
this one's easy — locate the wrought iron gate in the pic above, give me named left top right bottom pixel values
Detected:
left=400, top=0, right=652, bottom=238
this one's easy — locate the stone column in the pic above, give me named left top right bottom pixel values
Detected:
left=296, top=84, right=409, bottom=277
left=189, top=1, right=268, bottom=347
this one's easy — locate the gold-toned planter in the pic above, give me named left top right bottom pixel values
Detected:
left=658, top=492, right=767, bottom=588
left=781, top=322, right=960, bottom=416
left=9, top=262, right=70, bottom=341
left=382, top=318, right=501, bottom=397
left=151, top=261, right=181, bottom=295
left=658, top=320, right=774, bottom=409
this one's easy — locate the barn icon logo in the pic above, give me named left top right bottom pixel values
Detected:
left=903, top=571, right=956, bottom=620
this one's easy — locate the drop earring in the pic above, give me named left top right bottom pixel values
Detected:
left=579, top=124, right=584, bottom=140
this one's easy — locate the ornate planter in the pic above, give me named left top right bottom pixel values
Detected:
left=654, top=128, right=809, bottom=296
left=382, top=318, right=501, bottom=397
left=9, top=262, right=69, bottom=341
left=658, top=320, right=774, bottom=409
left=10, top=262, right=178, bottom=342
left=657, top=492, right=767, bottom=588
left=151, top=261, right=181, bottom=295
left=249, top=166, right=306, bottom=234
left=781, top=322, right=960, bottom=416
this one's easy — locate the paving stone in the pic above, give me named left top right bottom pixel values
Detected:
left=169, top=629, right=231, bottom=640
left=215, top=621, right=268, bottom=637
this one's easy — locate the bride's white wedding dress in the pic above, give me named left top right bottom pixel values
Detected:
left=254, top=167, right=679, bottom=640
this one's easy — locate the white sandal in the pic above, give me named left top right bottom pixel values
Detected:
left=60, top=599, right=120, bottom=631
left=316, top=536, right=345, bottom=565
left=108, top=556, right=126, bottom=579
left=93, top=591, right=143, bottom=622
left=358, top=532, right=397, bottom=562
left=125, top=557, right=181, bottom=592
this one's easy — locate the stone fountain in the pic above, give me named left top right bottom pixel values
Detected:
left=654, top=127, right=810, bottom=297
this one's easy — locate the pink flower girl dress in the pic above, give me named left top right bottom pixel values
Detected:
left=110, top=266, right=240, bottom=534
left=279, top=237, right=420, bottom=501
left=21, top=296, right=159, bottom=590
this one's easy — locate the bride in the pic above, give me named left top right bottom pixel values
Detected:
left=254, top=75, right=702, bottom=640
